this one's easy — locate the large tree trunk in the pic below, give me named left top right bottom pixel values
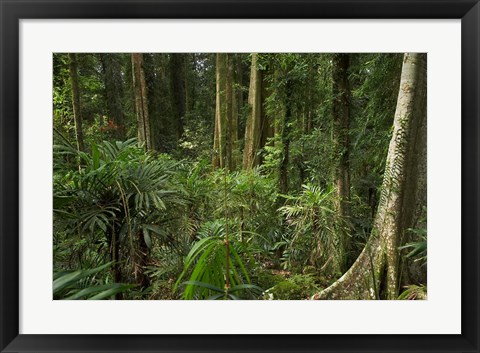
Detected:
left=332, top=54, right=352, bottom=271
left=243, top=53, right=263, bottom=170
left=225, top=54, right=237, bottom=171
left=68, top=53, right=85, bottom=152
left=131, top=53, right=152, bottom=150
left=213, top=53, right=227, bottom=168
left=100, top=54, right=125, bottom=140
left=313, top=53, right=427, bottom=300
left=213, top=54, right=238, bottom=170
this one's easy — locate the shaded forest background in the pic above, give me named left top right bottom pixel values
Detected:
left=53, top=53, right=427, bottom=300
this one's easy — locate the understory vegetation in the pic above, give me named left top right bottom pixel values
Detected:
left=53, top=53, right=427, bottom=300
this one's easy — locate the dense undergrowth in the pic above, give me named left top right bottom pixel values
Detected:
left=53, top=52, right=427, bottom=300
left=53, top=137, right=426, bottom=300
left=52, top=139, right=339, bottom=300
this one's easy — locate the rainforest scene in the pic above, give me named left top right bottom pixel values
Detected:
left=53, top=53, right=427, bottom=300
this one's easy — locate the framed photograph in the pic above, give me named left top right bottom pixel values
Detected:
left=1, top=0, right=478, bottom=352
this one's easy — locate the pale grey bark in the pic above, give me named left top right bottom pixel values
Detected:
left=213, top=53, right=227, bottom=168
left=313, top=53, right=427, bottom=300
left=132, top=53, right=152, bottom=150
left=243, top=53, right=263, bottom=170
left=68, top=53, right=85, bottom=152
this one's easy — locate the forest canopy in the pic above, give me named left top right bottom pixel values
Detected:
left=53, top=52, right=427, bottom=300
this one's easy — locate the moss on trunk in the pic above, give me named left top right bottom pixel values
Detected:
left=313, top=53, right=427, bottom=300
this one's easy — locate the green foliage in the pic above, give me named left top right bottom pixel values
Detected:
left=52, top=52, right=426, bottom=300
left=263, top=274, right=319, bottom=300
left=174, top=220, right=260, bottom=300
left=53, top=138, right=184, bottom=292
left=398, top=284, right=427, bottom=300
left=253, top=271, right=285, bottom=291
left=349, top=54, right=403, bottom=231
left=53, top=262, right=135, bottom=300
left=400, top=227, right=427, bottom=266
left=279, top=184, right=347, bottom=273
left=399, top=208, right=427, bottom=271
left=53, top=54, right=73, bottom=133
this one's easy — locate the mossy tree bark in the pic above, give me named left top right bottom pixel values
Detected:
left=225, top=54, right=238, bottom=171
left=213, top=54, right=239, bottom=171
left=313, top=53, right=427, bottom=300
left=131, top=53, right=153, bottom=150
left=231, top=55, right=242, bottom=168
left=332, top=53, right=352, bottom=272
left=68, top=53, right=85, bottom=152
left=243, top=53, right=264, bottom=170
left=213, top=53, right=227, bottom=168
left=260, top=67, right=275, bottom=156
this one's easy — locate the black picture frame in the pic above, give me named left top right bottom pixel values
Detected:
left=1, top=1, right=479, bottom=352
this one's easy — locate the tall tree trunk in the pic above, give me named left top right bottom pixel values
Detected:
left=278, top=80, right=292, bottom=195
left=313, top=53, right=427, bottom=300
left=131, top=53, right=152, bottom=150
left=170, top=54, right=186, bottom=139
left=225, top=54, right=236, bottom=171
left=260, top=67, right=275, bottom=156
left=243, top=53, right=263, bottom=170
left=100, top=53, right=125, bottom=140
left=305, top=62, right=315, bottom=135
left=272, top=69, right=286, bottom=148
left=235, top=54, right=244, bottom=123
left=231, top=55, right=240, bottom=169
left=332, top=54, right=351, bottom=271
left=68, top=53, right=85, bottom=152
left=184, top=54, right=194, bottom=115
left=213, top=53, right=227, bottom=168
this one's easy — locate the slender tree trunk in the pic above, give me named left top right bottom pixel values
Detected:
left=68, top=53, right=85, bottom=152
left=272, top=69, right=286, bottom=148
left=110, top=227, right=122, bottom=299
left=137, top=231, right=151, bottom=289
left=236, top=54, right=244, bottom=120
left=278, top=80, right=292, bottom=195
left=131, top=53, right=152, bottom=150
left=332, top=53, right=351, bottom=271
left=298, top=60, right=316, bottom=185
left=231, top=55, right=240, bottom=169
left=225, top=54, right=235, bottom=171
left=313, top=53, right=427, bottom=300
left=184, top=54, right=194, bottom=116
left=260, top=67, right=275, bottom=155
left=100, top=53, right=125, bottom=140
left=243, top=53, right=263, bottom=170
left=213, top=53, right=227, bottom=168
left=305, top=62, right=315, bottom=135
left=170, top=54, right=186, bottom=139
